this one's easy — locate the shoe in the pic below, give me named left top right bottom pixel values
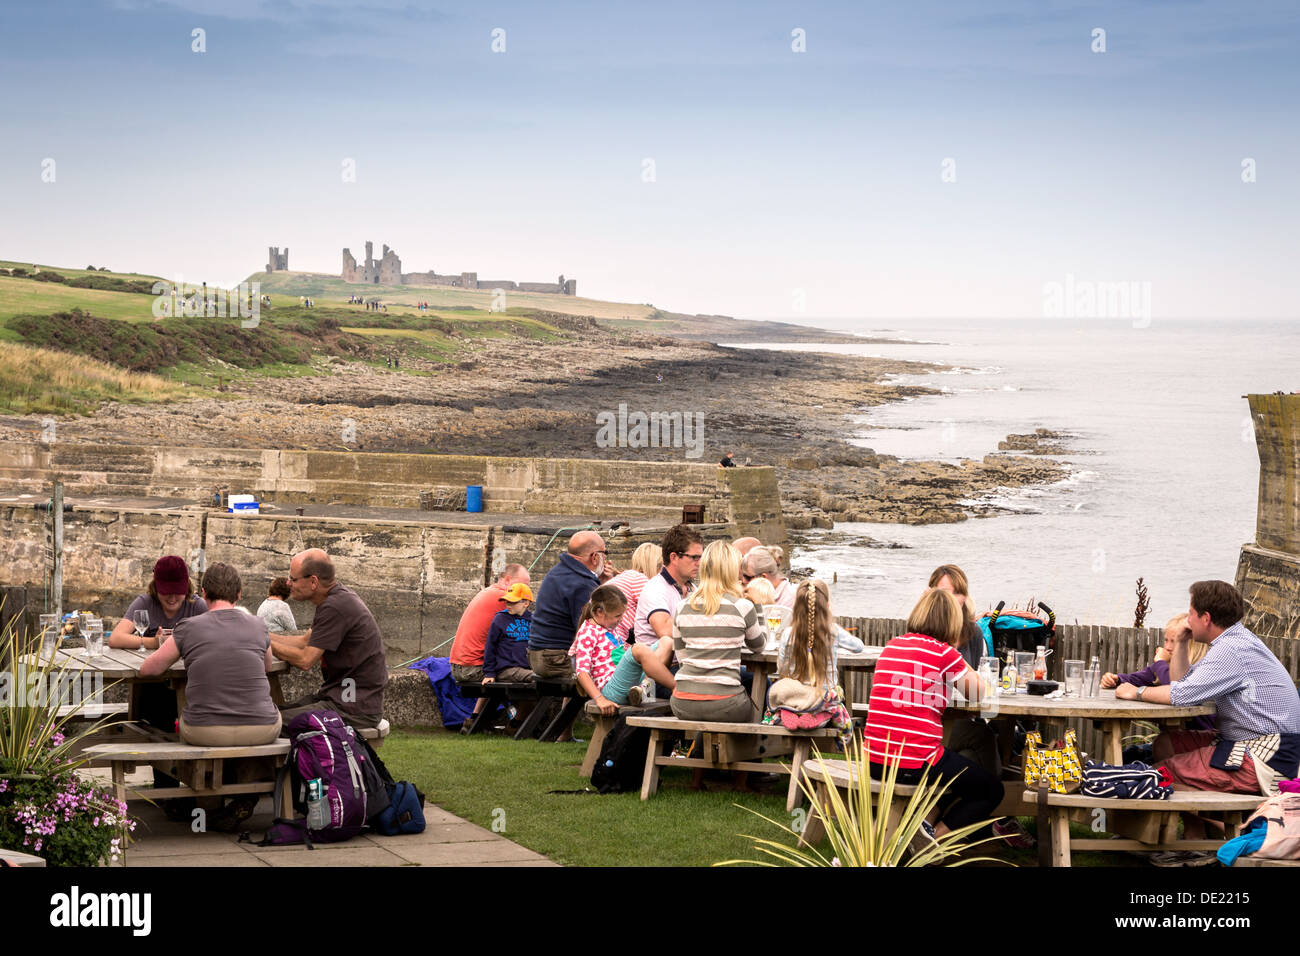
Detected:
left=992, top=817, right=1036, bottom=849
left=210, top=796, right=259, bottom=834
left=1149, top=850, right=1218, bottom=867
left=908, top=820, right=939, bottom=860
left=162, top=797, right=197, bottom=823
left=626, top=685, right=645, bottom=706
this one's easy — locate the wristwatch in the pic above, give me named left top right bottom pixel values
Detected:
left=1136, top=685, right=1145, bottom=700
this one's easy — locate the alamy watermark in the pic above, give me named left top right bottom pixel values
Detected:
left=1, top=667, right=105, bottom=715
left=151, top=278, right=261, bottom=328
left=1042, top=273, right=1151, bottom=328
left=595, top=403, right=705, bottom=459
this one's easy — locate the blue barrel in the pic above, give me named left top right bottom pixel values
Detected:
left=465, top=485, right=484, bottom=513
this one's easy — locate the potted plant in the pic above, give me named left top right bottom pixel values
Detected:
left=0, top=609, right=134, bottom=865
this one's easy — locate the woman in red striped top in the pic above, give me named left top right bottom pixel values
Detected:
left=864, top=588, right=1004, bottom=838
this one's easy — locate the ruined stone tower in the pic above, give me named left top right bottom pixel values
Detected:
left=266, top=246, right=288, bottom=272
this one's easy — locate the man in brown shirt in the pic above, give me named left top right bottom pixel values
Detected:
left=270, top=548, right=388, bottom=731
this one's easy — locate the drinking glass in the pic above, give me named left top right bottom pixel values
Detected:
left=133, top=610, right=151, bottom=637
left=39, top=613, right=60, bottom=659
left=978, top=657, right=1000, bottom=697
left=84, top=619, right=105, bottom=658
left=1082, top=665, right=1101, bottom=698
left=1014, top=652, right=1034, bottom=692
left=1064, top=660, right=1084, bottom=697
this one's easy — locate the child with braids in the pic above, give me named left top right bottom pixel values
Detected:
left=570, top=584, right=676, bottom=715
left=765, top=579, right=852, bottom=734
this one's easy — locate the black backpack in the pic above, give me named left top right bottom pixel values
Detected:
left=589, top=717, right=650, bottom=794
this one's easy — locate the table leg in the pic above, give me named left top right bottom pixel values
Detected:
left=1103, top=720, right=1124, bottom=766
left=269, top=673, right=286, bottom=708
left=640, top=729, right=664, bottom=800
left=748, top=662, right=772, bottom=714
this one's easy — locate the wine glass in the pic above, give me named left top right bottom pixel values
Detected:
left=133, top=610, right=151, bottom=644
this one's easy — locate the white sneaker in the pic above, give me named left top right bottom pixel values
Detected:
left=626, top=685, right=644, bottom=706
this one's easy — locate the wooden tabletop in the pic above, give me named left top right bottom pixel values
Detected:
left=41, top=645, right=289, bottom=679
left=949, top=689, right=1214, bottom=721
left=744, top=646, right=883, bottom=667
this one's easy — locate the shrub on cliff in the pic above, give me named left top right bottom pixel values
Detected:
left=8, top=309, right=310, bottom=372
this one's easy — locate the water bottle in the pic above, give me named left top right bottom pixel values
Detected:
left=306, top=778, right=328, bottom=829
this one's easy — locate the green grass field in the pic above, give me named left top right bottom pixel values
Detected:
left=380, top=729, right=1140, bottom=868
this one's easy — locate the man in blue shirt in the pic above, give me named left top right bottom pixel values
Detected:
left=527, top=530, right=612, bottom=679
left=1115, top=580, right=1300, bottom=800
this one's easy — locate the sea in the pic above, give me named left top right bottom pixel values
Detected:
left=737, top=319, right=1299, bottom=628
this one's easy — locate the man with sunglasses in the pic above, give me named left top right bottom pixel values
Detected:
left=633, top=524, right=704, bottom=649
left=272, top=548, right=388, bottom=732
left=527, top=530, right=612, bottom=680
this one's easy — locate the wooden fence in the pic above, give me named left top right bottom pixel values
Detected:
left=836, top=615, right=1300, bottom=758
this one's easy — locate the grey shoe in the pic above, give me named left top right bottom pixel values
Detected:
left=1149, top=850, right=1218, bottom=867
left=626, top=685, right=644, bottom=706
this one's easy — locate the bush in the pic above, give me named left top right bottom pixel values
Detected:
left=31, top=270, right=66, bottom=283
left=10, top=268, right=27, bottom=276
left=66, top=275, right=155, bottom=294
left=0, top=744, right=135, bottom=865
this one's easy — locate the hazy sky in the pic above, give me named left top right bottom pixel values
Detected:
left=2, top=1, right=1296, bottom=323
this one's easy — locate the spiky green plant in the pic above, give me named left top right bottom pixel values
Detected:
left=0, top=605, right=126, bottom=779
left=716, top=734, right=1009, bottom=867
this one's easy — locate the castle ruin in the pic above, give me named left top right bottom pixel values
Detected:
left=342, top=241, right=402, bottom=286
left=341, top=240, right=575, bottom=295
left=266, top=247, right=288, bottom=272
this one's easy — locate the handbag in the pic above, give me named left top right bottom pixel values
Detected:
left=1023, top=729, right=1083, bottom=794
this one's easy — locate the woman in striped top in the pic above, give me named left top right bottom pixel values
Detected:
left=669, top=540, right=766, bottom=724
left=864, top=588, right=1004, bottom=837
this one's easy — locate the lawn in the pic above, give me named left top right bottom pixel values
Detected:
left=381, top=728, right=1149, bottom=868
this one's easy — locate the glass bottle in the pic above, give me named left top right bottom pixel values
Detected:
left=1001, top=652, right=1018, bottom=693
left=1033, top=647, right=1048, bottom=681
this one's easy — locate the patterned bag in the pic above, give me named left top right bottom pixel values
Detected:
left=1023, top=729, right=1083, bottom=794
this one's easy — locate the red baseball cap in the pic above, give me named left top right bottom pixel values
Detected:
left=153, top=556, right=191, bottom=595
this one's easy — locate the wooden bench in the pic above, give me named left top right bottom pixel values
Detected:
left=624, top=715, right=842, bottom=811
left=83, top=722, right=391, bottom=804
left=1028, top=788, right=1265, bottom=867
left=458, top=680, right=580, bottom=742
left=795, top=757, right=921, bottom=847
left=0, top=848, right=47, bottom=867
left=55, top=702, right=128, bottom=721
left=580, top=698, right=671, bottom=777
left=1228, top=856, right=1300, bottom=867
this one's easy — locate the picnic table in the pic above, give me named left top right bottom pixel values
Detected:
left=41, top=642, right=290, bottom=731
left=742, top=644, right=882, bottom=713
left=946, top=688, right=1215, bottom=766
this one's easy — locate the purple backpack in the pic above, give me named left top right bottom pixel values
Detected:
left=255, top=710, right=375, bottom=848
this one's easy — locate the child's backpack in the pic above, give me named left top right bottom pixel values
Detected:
left=590, top=716, right=650, bottom=794
left=257, top=710, right=372, bottom=848
left=976, top=601, right=1056, bottom=658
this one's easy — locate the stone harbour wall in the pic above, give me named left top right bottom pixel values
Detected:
left=1236, top=393, right=1300, bottom=641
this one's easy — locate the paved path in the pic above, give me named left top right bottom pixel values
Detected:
left=88, top=769, right=556, bottom=867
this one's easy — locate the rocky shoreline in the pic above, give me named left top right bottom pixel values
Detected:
left=0, top=317, right=1073, bottom=527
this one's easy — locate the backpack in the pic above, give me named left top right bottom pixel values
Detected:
left=350, top=731, right=427, bottom=836
left=257, top=710, right=372, bottom=848
left=590, top=717, right=650, bottom=794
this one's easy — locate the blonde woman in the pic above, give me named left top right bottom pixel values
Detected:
left=607, top=542, right=664, bottom=644
left=670, top=540, right=765, bottom=723
left=630, top=542, right=663, bottom=579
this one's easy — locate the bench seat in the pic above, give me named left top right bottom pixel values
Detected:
left=83, top=721, right=391, bottom=803
left=624, top=715, right=842, bottom=810
left=1027, top=788, right=1265, bottom=867
left=458, top=680, right=579, bottom=742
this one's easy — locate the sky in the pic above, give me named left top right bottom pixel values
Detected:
left=1, top=0, right=1296, bottom=324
